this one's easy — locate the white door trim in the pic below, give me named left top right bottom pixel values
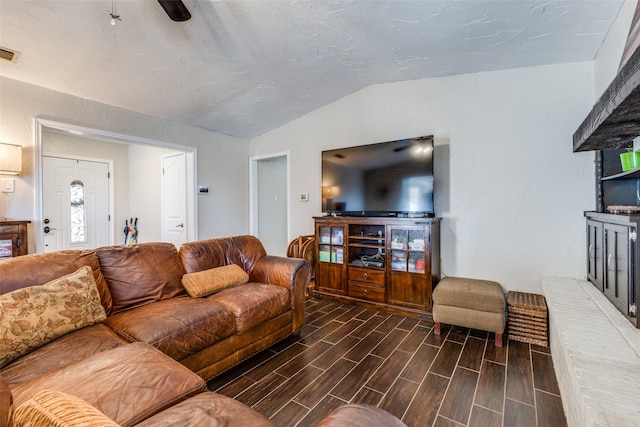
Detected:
left=42, top=153, right=115, bottom=248
left=249, top=152, right=291, bottom=242
left=34, top=117, right=198, bottom=253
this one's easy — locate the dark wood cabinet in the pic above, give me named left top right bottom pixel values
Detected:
left=585, top=212, right=638, bottom=327
left=0, top=221, right=30, bottom=258
left=314, top=216, right=440, bottom=320
left=586, top=218, right=604, bottom=291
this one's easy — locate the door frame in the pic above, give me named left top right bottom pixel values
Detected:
left=249, top=152, right=290, bottom=245
left=34, top=117, right=198, bottom=253
left=42, top=153, right=114, bottom=250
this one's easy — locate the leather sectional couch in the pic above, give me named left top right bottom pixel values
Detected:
left=0, top=235, right=406, bottom=426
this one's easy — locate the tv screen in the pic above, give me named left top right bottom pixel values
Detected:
left=322, top=136, right=434, bottom=216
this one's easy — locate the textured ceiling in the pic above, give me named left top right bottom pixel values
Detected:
left=0, top=1, right=625, bottom=140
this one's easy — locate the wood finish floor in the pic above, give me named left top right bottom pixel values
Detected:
left=207, top=298, right=567, bottom=427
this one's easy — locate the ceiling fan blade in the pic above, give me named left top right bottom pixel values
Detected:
left=157, top=0, right=191, bottom=22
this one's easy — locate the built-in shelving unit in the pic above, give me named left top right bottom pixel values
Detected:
left=575, top=28, right=640, bottom=327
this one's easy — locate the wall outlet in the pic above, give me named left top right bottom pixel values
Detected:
left=2, top=178, right=15, bottom=193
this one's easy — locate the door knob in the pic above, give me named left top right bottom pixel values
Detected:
left=176, top=223, right=184, bottom=228
left=44, top=226, right=56, bottom=233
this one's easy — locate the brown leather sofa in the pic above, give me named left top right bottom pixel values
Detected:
left=0, top=236, right=405, bottom=426
left=0, top=237, right=298, bottom=425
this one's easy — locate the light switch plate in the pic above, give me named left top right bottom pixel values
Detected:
left=2, top=178, right=15, bottom=193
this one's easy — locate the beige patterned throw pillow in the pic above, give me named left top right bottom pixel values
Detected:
left=14, top=389, right=120, bottom=427
left=0, top=266, right=107, bottom=368
left=181, top=264, right=249, bottom=298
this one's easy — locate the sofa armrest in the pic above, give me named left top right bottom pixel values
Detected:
left=0, top=376, right=13, bottom=427
left=250, top=255, right=310, bottom=332
left=315, top=404, right=407, bottom=427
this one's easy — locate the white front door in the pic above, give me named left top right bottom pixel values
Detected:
left=42, top=156, right=110, bottom=252
left=161, top=152, right=187, bottom=247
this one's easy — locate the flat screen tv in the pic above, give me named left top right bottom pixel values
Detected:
left=321, top=135, right=434, bottom=217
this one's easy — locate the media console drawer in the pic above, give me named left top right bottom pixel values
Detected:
left=348, top=281, right=385, bottom=303
left=348, top=267, right=385, bottom=286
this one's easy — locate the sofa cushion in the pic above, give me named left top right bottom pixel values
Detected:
left=0, top=376, right=12, bottom=427
left=0, top=324, right=127, bottom=388
left=0, top=266, right=106, bottom=368
left=135, top=392, right=276, bottom=427
left=11, top=342, right=207, bottom=427
left=179, top=236, right=267, bottom=276
left=104, top=297, right=236, bottom=361
left=14, top=390, right=120, bottom=427
left=182, top=264, right=249, bottom=298
left=96, top=242, right=187, bottom=313
left=0, top=249, right=113, bottom=315
left=208, top=283, right=290, bottom=333
left=315, top=404, right=407, bottom=427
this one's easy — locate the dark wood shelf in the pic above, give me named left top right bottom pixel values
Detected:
left=349, top=242, right=385, bottom=249
left=601, top=168, right=640, bottom=180
left=574, top=46, right=640, bottom=152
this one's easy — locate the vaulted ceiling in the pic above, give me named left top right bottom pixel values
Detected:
left=0, top=1, right=625, bottom=140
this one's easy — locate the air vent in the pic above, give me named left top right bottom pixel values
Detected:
left=0, top=47, right=16, bottom=62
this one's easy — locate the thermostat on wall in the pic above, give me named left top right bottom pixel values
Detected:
left=300, top=193, right=309, bottom=202
left=198, top=185, right=210, bottom=195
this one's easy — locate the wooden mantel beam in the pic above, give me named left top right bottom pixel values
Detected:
left=573, top=45, right=640, bottom=152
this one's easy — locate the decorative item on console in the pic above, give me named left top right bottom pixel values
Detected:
left=619, top=136, right=640, bottom=171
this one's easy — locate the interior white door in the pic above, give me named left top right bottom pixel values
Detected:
left=257, top=156, right=288, bottom=256
left=162, top=152, right=187, bottom=247
left=42, top=156, right=110, bottom=252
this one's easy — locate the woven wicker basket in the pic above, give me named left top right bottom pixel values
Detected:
left=507, top=291, right=548, bottom=347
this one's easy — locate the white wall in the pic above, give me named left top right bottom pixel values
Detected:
left=250, top=62, right=597, bottom=294
left=594, top=0, right=637, bottom=98
left=0, top=76, right=250, bottom=252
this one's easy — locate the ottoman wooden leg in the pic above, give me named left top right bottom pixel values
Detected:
left=434, top=322, right=441, bottom=335
left=495, top=333, right=503, bottom=348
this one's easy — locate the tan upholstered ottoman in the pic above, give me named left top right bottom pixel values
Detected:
left=432, top=277, right=506, bottom=347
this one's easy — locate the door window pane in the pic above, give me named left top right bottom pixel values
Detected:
left=70, top=180, right=86, bottom=243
